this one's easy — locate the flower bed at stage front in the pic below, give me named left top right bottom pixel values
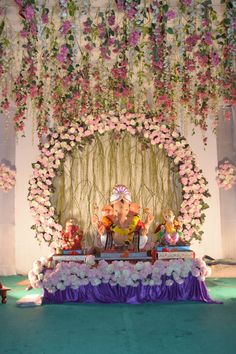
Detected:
left=29, top=257, right=210, bottom=292
left=29, top=257, right=219, bottom=304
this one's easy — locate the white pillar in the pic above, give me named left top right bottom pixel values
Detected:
left=15, top=116, right=50, bottom=274
left=0, top=111, right=16, bottom=275
left=187, top=127, right=223, bottom=259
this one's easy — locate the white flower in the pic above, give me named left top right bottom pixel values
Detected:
left=165, top=279, right=174, bottom=286
left=142, top=279, right=150, bottom=286
left=131, top=272, right=139, bottom=281
left=57, top=281, right=66, bottom=290
left=135, top=262, right=144, bottom=271
left=79, top=271, right=86, bottom=278
left=123, top=269, right=131, bottom=277
left=85, top=255, right=96, bottom=266
left=91, top=278, right=101, bottom=286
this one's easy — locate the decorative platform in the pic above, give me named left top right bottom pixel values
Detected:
left=43, top=273, right=215, bottom=304
left=52, top=250, right=194, bottom=263
left=36, top=258, right=218, bottom=305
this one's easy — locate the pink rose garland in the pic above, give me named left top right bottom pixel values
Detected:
left=216, top=161, right=236, bottom=191
left=28, top=113, right=210, bottom=246
left=0, top=163, right=16, bottom=192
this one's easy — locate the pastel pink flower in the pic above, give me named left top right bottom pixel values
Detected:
left=23, top=5, right=35, bottom=21
left=166, top=10, right=175, bottom=20
left=61, top=21, right=72, bottom=34
left=128, top=30, right=140, bottom=47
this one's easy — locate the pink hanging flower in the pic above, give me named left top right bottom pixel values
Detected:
left=127, top=7, right=137, bottom=19
left=166, top=10, right=175, bottom=20
left=22, top=5, right=35, bottom=22
left=29, top=86, right=38, bottom=98
left=61, top=21, right=72, bottom=34
left=84, top=43, right=93, bottom=52
left=56, top=45, right=69, bottom=63
left=20, top=30, right=29, bottom=38
left=108, top=15, right=115, bottom=26
left=128, top=30, right=141, bottom=47
left=41, top=13, right=48, bottom=24
left=181, top=0, right=192, bottom=5
left=210, top=52, right=220, bottom=66
left=204, top=32, right=213, bottom=45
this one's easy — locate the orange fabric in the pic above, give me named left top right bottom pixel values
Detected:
left=101, top=216, right=113, bottom=229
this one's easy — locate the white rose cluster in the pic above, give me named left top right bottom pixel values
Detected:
left=31, top=258, right=211, bottom=293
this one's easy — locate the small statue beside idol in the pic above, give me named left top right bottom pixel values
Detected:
left=155, top=209, right=183, bottom=246
left=61, top=218, right=83, bottom=251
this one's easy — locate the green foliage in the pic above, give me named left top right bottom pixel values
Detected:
left=167, top=27, right=174, bottom=34
left=0, top=20, right=4, bottom=36
left=68, top=1, right=77, bottom=17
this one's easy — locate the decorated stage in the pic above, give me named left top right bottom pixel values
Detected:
left=29, top=256, right=217, bottom=305
left=43, top=273, right=214, bottom=304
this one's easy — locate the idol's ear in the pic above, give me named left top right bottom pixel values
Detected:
left=102, top=204, right=114, bottom=215
left=129, top=203, right=140, bottom=213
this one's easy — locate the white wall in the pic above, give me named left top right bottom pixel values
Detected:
left=216, top=108, right=236, bottom=258
left=187, top=127, right=223, bottom=259
left=0, top=110, right=16, bottom=275
left=15, top=118, right=50, bottom=275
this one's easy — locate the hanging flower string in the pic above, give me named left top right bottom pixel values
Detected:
left=0, top=163, right=16, bottom=192
left=220, top=0, right=236, bottom=119
left=28, top=112, right=210, bottom=247
left=0, top=0, right=231, bottom=139
left=216, top=161, right=236, bottom=191
left=0, top=7, right=15, bottom=115
left=13, top=0, right=38, bottom=135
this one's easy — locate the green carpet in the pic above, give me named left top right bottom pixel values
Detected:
left=0, top=276, right=236, bottom=354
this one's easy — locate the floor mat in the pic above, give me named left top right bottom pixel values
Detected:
left=0, top=276, right=236, bottom=354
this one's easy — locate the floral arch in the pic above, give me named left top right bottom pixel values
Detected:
left=28, top=113, right=210, bottom=248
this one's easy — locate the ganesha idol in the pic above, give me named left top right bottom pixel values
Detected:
left=92, top=185, right=154, bottom=251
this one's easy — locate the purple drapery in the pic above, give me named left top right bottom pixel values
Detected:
left=43, top=274, right=219, bottom=304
